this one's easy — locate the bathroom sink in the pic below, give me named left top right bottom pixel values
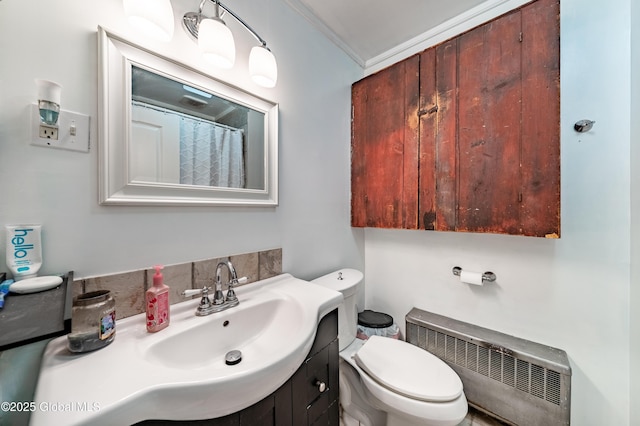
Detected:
left=30, top=274, right=343, bottom=426
left=143, top=295, right=304, bottom=370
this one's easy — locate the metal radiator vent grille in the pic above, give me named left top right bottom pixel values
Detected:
left=423, top=327, right=562, bottom=406
left=406, top=308, right=571, bottom=426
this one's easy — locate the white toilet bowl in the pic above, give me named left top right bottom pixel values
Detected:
left=312, top=269, right=468, bottom=426
left=340, top=336, right=468, bottom=426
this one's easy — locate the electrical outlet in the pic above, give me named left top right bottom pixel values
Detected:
left=39, top=125, right=59, bottom=140
left=31, top=104, right=90, bottom=152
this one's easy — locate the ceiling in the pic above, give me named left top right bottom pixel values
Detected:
left=132, top=66, right=249, bottom=127
left=284, top=0, right=490, bottom=68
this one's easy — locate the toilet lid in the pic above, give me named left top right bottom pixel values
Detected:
left=354, top=335, right=463, bottom=402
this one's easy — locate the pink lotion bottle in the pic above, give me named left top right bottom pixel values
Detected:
left=146, top=265, right=170, bottom=332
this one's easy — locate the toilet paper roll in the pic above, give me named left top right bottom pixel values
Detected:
left=460, top=270, right=484, bottom=286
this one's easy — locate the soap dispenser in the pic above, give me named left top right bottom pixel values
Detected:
left=146, top=265, right=170, bottom=332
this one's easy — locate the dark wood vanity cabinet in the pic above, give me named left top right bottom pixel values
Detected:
left=137, top=310, right=339, bottom=426
left=352, top=0, right=560, bottom=237
left=291, top=314, right=339, bottom=426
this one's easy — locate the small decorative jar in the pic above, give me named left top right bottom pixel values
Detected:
left=67, top=290, right=116, bottom=353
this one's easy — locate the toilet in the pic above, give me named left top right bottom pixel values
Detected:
left=312, top=269, right=468, bottom=426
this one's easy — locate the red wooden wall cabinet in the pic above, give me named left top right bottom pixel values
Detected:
left=351, top=0, right=560, bottom=237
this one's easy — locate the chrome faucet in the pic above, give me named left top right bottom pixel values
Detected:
left=181, top=260, right=246, bottom=316
left=215, top=260, right=241, bottom=306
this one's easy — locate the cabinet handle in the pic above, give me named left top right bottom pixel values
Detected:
left=315, top=380, right=327, bottom=393
left=417, top=105, right=438, bottom=116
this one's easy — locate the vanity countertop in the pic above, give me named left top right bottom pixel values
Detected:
left=30, top=273, right=342, bottom=426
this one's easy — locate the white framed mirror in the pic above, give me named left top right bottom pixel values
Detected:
left=97, top=27, right=278, bottom=206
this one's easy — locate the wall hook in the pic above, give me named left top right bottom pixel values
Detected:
left=574, top=119, right=595, bottom=133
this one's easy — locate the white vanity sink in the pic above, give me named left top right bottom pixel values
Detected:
left=31, top=274, right=342, bottom=426
left=144, top=296, right=304, bottom=371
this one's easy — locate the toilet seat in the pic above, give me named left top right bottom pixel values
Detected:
left=354, top=335, right=463, bottom=403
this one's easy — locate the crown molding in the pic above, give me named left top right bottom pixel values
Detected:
left=364, top=0, right=531, bottom=75
left=282, top=0, right=367, bottom=67
left=283, top=0, right=531, bottom=74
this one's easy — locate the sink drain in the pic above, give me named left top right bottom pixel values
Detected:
left=225, top=350, right=242, bottom=365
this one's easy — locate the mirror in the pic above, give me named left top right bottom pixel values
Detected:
left=97, top=27, right=278, bottom=206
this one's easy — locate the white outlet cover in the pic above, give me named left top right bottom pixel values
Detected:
left=31, top=104, right=90, bottom=153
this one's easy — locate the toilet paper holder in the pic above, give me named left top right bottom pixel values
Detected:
left=452, top=266, right=496, bottom=283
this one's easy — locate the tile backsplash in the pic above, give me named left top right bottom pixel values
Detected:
left=73, top=248, right=282, bottom=320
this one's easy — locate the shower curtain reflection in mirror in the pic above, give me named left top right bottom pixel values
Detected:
left=180, top=117, right=245, bottom=188
left=129, top=102, right=245, bottom=189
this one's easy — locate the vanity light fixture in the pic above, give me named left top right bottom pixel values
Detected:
left=123, top=0, right=175, bottom=42
left=192, top=0, right=236, bottom=69
left=123, top=0, right=278, bottom=88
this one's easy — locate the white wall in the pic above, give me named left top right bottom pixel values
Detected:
left=630, top=0, right=640, bottom=421
left=0, top=0, right=364, bottom=281
left=362, top=0, right=632, bottom=424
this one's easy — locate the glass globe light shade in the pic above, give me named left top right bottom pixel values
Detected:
left=199, top=18, right=236, bottom=69
left=249, top=46, right=278, bottom=88
left=123, top=0, right=175, bottom=42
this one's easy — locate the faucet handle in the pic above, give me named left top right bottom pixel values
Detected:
left=197, top=293, right=214, bottom=315
left=182, top=285, right=214, bottom=297
left=232, top=276, right=248, bottom=286
left=225, top=276, right=247, bottom=304
left=181, top=287, right=216, bottom=316
left=182, top=288, right=206, bottom=298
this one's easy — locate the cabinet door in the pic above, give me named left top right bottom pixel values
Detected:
left=418, top=0, right=559, bottom=237
left=419, top=42, right=459, bottom=232
left=238, top=381, right=292, bottom=426
left=519, top=0, right=561, bottom=237
left=352, top=55, right=420, bottom=229
left=291, top=340, right=339, bottom=426
left=352, top=0, right=559, bottom=237
left=456, top=8, right=523, bottom=235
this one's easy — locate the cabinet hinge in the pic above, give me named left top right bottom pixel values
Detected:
left=418, top=105, right=438, bottom=116
left=519, top=32, right=523, bottom=42
left=518, top=193, right=523, bottom=203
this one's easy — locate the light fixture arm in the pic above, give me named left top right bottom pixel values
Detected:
left=189, top=0, right=269, bottom=48
left=215, top=0, right=269, bottom=48
left=178, top=0, right=278, bottom=86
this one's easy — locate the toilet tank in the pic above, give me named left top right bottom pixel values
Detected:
left=312, top=269, right=363, bottom=350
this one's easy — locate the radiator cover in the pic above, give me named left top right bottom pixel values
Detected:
left=406, top=308, right=571, bottom=426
